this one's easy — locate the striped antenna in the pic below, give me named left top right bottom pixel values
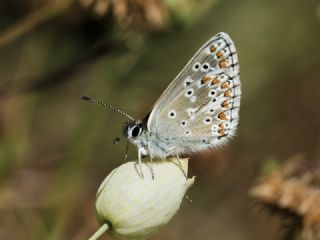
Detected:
left=81, top=95, right=134, bottom=121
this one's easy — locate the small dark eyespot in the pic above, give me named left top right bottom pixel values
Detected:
left=193, top=63, right=200, bottom=71
left=212, top=98, right=217, bottom=102
left=201, top=63, right=210, bottom=72
left=168, top=110, right=177, bottom=118
left=201, top=138, right=209, bottom=144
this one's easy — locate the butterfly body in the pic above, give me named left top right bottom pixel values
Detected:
left=124, top=32, right=241, bottom=161
left=125, top=120, right=210, bottom=159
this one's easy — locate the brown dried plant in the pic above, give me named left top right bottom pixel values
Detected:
left=250, top=155, right=320, bottom=240
left=79, top=0, right=169, bottom=31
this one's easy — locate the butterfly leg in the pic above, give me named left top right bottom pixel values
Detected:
left=175, top=152, right=192, bottom=202
left=150, top=155, right=155, bottom=180
left=138, top=148, right=144, bottom=178
left=185, top=195, right=193, bottom=203
left=148, top=142, right=155, bottom=180
left=175, top=153, right=188, bottom=180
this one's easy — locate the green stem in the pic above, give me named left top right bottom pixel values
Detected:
left=88, top=223, right=109, bottom=240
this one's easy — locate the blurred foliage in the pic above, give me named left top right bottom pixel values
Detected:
left=0, top=0, right=320, bottom=239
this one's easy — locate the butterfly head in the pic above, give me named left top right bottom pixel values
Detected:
left=123, top=120, right=143, bottom=140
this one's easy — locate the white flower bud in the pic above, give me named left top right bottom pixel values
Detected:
left=91, top=158, right=194, bottom=240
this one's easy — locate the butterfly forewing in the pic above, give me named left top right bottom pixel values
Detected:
left=147, top=32, right=241, bottom=152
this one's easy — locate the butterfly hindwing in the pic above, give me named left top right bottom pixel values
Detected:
left=147, top=32, right=241, bottom=152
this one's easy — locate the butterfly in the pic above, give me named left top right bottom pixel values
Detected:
left=82, top=32, right=241, bottom=177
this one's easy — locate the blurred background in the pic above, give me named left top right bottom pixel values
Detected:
left=0, top=0, right=320, bottom=239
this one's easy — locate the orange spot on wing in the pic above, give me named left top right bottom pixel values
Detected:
left=216, top=51, right=223, bottom=58
left=211, top=77, right=220, bottom=85
left=221, top=82, right=229, bottom=89
left=210, top=46, right=216, bottom=52
left=222, top=100, right=229, bottom=108
left=219, top=59, right=227, bottom=68
left=218, top=129, right=225, bottom=135
left=218, top=112, right=227, bottom=120
left=224, top=90, right=232, bottom=97
left=201, top=76, right=212, bottom=84
left=219, top=123, right=225, bottom=129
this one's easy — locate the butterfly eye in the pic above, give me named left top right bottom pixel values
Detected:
left=131, top=125, right=141, bottom=137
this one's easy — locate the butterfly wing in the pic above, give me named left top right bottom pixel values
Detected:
left=147, top=32, right=241, bottom=153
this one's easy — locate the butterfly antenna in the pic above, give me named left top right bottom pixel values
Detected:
left=81, top=95, right=134, bottom=121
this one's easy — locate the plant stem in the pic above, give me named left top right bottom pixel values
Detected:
left=0, top=0, right=75, bottom=47
left=88, top=223, right=109, bottom=240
